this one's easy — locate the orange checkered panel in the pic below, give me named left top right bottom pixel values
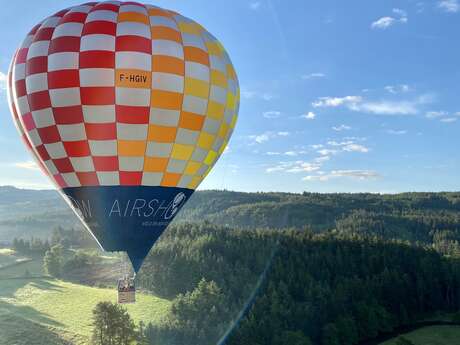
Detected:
left=9, top=1, right=239, bottom=190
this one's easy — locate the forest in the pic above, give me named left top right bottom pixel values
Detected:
left=2, top=188, right=460, bottom=345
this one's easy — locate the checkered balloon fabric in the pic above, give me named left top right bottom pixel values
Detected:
left=8, top=1, right=239, bottom=190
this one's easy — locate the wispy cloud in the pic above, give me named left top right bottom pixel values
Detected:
left=249, top=1, right=261, bottom=10
left=327, top=140, right=370, bottom=153
left=241, top=88, right=275, bottom=101
left=300, top=111, right=316, bottom=120
left=265, top=136, right=372, bottom=182
left=301, top=73, right=326, bottom=80
left=263, top=110, right=281, bottom=119
left=313, top=94, right=431, bottom=115
left=426, top=110, right=447, bottom=118
left=371, top=17, right=396, bottom=29
left=0, top=180, right=52, bottom=190
left=0, top=71, right=7, bottom=91
left=249, top=131, right=290, bottom=144
left=265, top=150, right=308, bottom=157
left=440, top=117, right=458, bottom=123
left=13, top=161, right=40, bottom=171
left=425, top=110, right=459, bottom=123
left=303, top=170, right=380, bottom=181
left=392, top=8, right=408, bottom=17
left=332, top=124, right=352, bottom=131
left=386, top=129, right=408, bottom=135
left=371, top=8, right=408, bottom=29
left=342, top=143, right=370, bottom=153
left=384, top=84, right=411, bottom=94
left=438, top=0, right=459, bottom=12
left=318, top=148, right=338, bottom=156
left=266, top=160, right=321, bottom=173
left=313, top=96, right=362, bottom=108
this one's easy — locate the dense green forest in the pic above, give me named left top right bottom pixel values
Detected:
left=1, top=187, right=460, bottom=344
left=133, top=224, right=460, bottom=345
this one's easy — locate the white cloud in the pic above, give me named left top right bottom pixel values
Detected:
left=384, top=84, right=411, bottom=94
left=386, top=129, right=408, bottom=135
left=342, top=143, right=370, bottom=153
left=425, top=111, right=459, bottom=122
left=266, top=150, right=307, bottom=157
left=315, top=156, right=330, bottom=163
left=326, top=140, right=369, bottom=153
left=371, top=8, right=408, bottom=29
left=318, top=148, right=338, bottom=156
left=263, top=110, right=281, bottom=119
left=300, top=111, right=316, bottom=120
left=438, top=0, right=459, bottom=12
left=426, top=110, right=447, bottom=118
left=284, top=151, right=298, bottom=157
left=371, top=17, right=396, bottom=29
left=266, top=160, right=321, bottom=174
left=327, top=140, right=353, bottom=147
left=251, top=133, right=270, bottom=144
left=351, top=100, right=418, bottom=115
left=13, top=161, right=40, bottom=171
left=313, top=94, right=429, bottom=115
left=266, top=166, right=284, bottom=173
left=312, top=95, right=362, bottom=108
left=303, top=170, right=380, bottom=181
left=241, top=88, right=275, bottom=101
left=393, top=8, right=407, bottom=17
left=249, top=131, right=289, bottom=144
left=302, top=73, right=326, bottom=80
left=440, top=117, right=458, bottom=123
left=332, top=124, right=351, bottom=131
left=249, top=1, right=261, bottom=10
left=310, top=144, right=324, bottom=149
left=0, top=180, right=52, bottom=190
left=0, top=71, right=7, bottom=91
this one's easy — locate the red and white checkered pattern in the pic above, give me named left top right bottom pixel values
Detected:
left=9, top=1, right=239, bottom=190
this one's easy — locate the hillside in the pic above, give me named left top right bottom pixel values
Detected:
left=0, top=251, right=170, bottom=345
left=1, top=186, right=459, bottom=255
left=1, top=186, right=460, bottom=345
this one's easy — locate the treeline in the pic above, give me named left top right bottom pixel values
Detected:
left=50, top=225, right=96, bottom=249
left=179, top=191, right=460, bottom=230
left=134, top=223, right=460, bottom=345
left=178, top=191, right=460, bottom=256
left=11, top=226, right=96, bottom=257
left=12, top=237, right=50, bottom=256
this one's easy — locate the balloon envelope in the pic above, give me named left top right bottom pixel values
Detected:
left=8, top=1, right=239, bottom=272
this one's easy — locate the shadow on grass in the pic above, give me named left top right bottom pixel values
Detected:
left=0, top=277, right=65, bottom=329
left=0, top=310, right=70, bottom=345
left=0, top=300, right=64, bottom=328
left=29, top=278, right=65, bottom=292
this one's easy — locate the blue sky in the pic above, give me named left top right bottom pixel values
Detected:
left=0, top=0, right=459, bottom=193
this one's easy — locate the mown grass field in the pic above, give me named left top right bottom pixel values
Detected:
left=0, top=252, right=171, bottom=345
left=380, top=325, right=460, bottom=345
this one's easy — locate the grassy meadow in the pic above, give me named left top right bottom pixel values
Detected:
left=0, top=250, right=171, bottom=345
left=380, top=325, right=460, bottom=345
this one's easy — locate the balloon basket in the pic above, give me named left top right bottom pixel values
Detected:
left=117, top=275, right=136, bottom=304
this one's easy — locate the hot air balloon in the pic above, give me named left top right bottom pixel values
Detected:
left=7, top=1, right=239, bottom=299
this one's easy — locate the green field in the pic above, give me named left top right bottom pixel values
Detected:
left=0, top=255, right=171, bottom=345
left=380, top=325, right=460, bottom=345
